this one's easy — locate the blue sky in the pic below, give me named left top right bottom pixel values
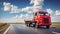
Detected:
left=43, top=0, right=60, bottom=10
left=0, top=0, right=60, bottom=22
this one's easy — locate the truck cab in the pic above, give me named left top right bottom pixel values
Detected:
left=34, top=10, right=51, bottom=28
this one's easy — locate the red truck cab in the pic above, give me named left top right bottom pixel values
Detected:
left=34, top=10, right=51, bottom=28
left=25, top=10, right=51, bottom=28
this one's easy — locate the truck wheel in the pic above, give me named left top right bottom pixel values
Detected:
left=33, top=23, right=36, bottom=27
left=26, top=24, right=28, bottom=26
left=29, top=23, right=31, bottom=27
left=46, top=26, right=50, bottom=29
left=35, top=23, right=40, bottom=28
left=29, top=22, right=32, bottom=27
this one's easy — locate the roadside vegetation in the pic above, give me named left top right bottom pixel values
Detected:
left=16, top=22, right=25, bottom=24
left=0, top=23, right=10, bottom=30
left=51, top=22, right=60, bottom=26
left=16, top=22, right=60, bottom=26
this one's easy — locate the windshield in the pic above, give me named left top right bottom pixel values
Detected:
left=35, top=12, right=50, bottom=16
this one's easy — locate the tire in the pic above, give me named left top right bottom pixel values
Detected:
left=32, top=21, right=36, bottom=27
left=46, top=26, right=50, bottom=29
left=29, top=22, right=32, bottom=27
left=26, top=22, right=30, bottom=27
left=35, top=23, right=40, bottom=28
left=25, top=22, right=29, bottom=27
left=29, top=23, right=31, bottom=27
left=37, top=25, right=40, bottom=28
left=26, top=24, right=28, bottom=26
left=33, top=23, right=36, bottom=27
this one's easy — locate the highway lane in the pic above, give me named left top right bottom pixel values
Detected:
left=6, top=24, right=60, bottom=34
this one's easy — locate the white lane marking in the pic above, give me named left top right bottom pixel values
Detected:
left=52, top=31, right=60, bottom=34
left=3, top=26, right=10, bottom=34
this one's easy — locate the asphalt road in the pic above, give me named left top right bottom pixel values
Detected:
left=6, top=24, right=60, bottom=34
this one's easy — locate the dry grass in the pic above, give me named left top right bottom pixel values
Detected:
left=0, top=23, right=4, bottom=26
left=0, top=23, right=10, bottom=30
left=51, top=22, right=60, bottom=26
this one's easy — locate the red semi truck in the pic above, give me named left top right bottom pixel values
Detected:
left=25, top=10, right=51, bottom=28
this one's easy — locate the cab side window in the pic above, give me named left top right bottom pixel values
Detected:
left=35, top=13, right=37, bottom=16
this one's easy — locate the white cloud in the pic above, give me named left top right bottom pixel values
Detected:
left=22, top=7, right=33, bottom=11
left=30, top=0, right=34, bottom=4
left=46, top=9, right=53, bottom=14
left=3, top=2, right=21, bottom=13
left=19, top=14, right=25, bottom=19
left=30, top=0, right=44, bottom=11
left=46, top=8, right=60, bottom=22
left=19, top=14, right=30, bottom=19
left=3, top=2, right=10, bottom=5
left=3, top=2, right=11, bottom=11
left=46, top=9, right=55, bottom=16
left=10, top=5, right=21, bottom=13
left=27, top=11, right=33, bottom=14
left=23, top=14, right=33, bottom=21
left=55, top=10, right=60, bottom=16
left=22, top=6, right=33, bottom=14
